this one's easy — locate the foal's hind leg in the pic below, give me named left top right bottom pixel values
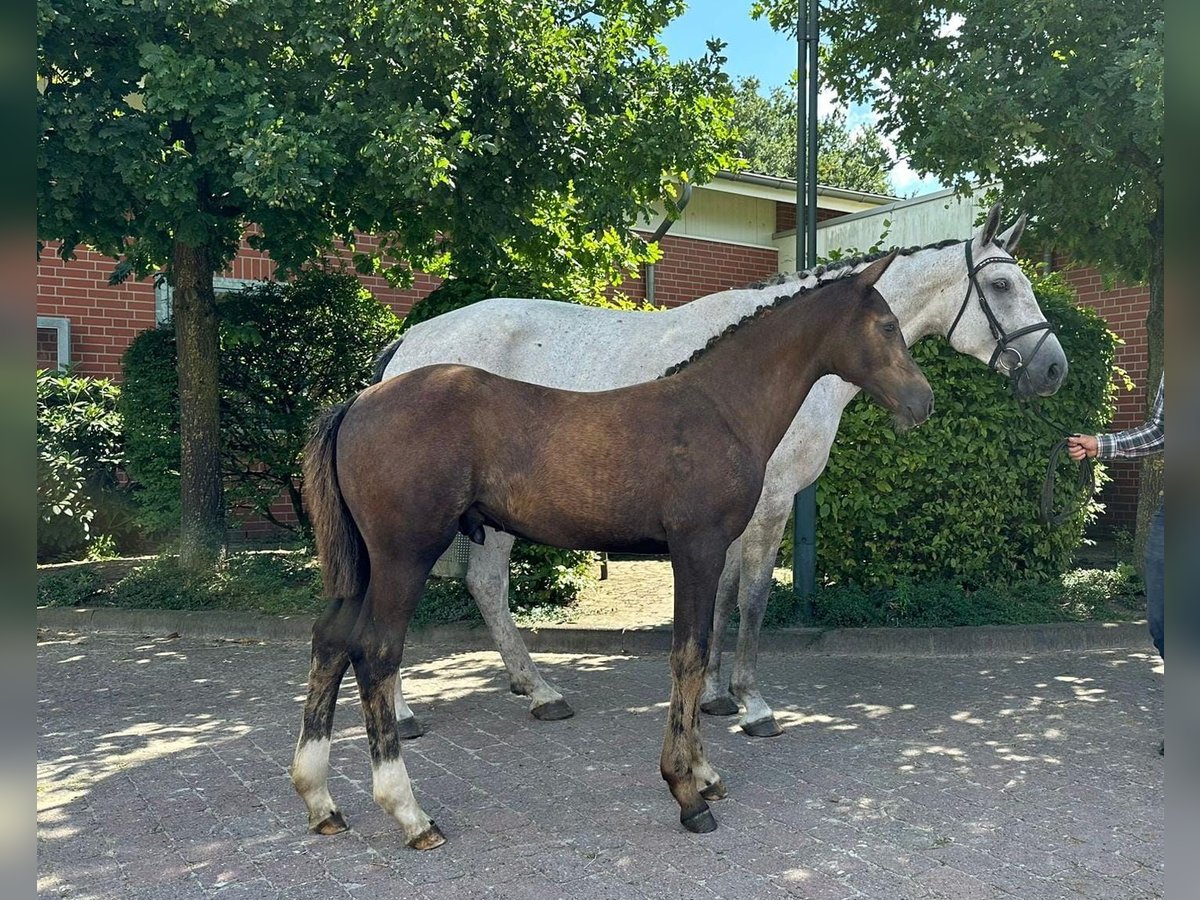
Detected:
left=351, top=561, right=445, bottom=850
left=292, top=597, right=359, bottom=834
left=465, top=528, right=572, bottom=720
left=700, top=540, right=742, bottom=717
left=730, top=513, right=792, bottom=738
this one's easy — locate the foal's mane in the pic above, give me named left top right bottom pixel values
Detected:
left=658, top=237, right=964, bottom=380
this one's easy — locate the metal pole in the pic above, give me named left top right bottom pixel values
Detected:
left=792, top=0, right=819, bottom=605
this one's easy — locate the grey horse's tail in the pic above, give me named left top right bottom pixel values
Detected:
left=303, top=400, right=368, bottom=601
left=371, top=335, right=404, bottom=384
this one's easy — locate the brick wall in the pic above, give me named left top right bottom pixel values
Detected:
left=615, top=232, right=779, bottom=308
left=1059, top=262, right=1153, bottom=531
left=36, top=237, right=441, bottom=381
left=37, top=327, right=60, bottom=370
left=775, top=201, right=845, bottom=235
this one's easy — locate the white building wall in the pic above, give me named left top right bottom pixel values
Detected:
left=815, top=187, right=986, bottom=259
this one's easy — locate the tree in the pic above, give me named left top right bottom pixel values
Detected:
left=752, top=0, right=1163, bottom=558
left=731, top=77, right=893, bottom=194
left=38, top=0, right=736, bottom=568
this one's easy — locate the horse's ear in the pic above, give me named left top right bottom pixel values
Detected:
left=978, top=202, right=1003, bottom=245
left=996, top=213, right=1027, bottom=254
left=856, top=249, right=899, bottom=291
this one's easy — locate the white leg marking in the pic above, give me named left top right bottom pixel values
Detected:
left=372, top=757, right=432, bottom=841
left=291, top=738, right=338, bottom=826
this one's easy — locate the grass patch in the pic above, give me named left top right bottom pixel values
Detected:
left=751, top=564, right=1145, bottom=629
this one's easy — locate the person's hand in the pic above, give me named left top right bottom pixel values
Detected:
left=1067, top=434, right=1099, bottom=461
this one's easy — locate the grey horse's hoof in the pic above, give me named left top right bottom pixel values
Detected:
left=681, top=807, right=718, bottom=834
left=700, top=779, right=728, bottom=801
left=531, top=698, right=575, bottom=721
left=408, top=822, right=446, bottom=851
left=396, top=716, right=425, bottom=740
left=741, top=717, right=783, bottom=738
left=700, top=695, right=739, bottom=717
left=311, top=810, right=348, bottom=835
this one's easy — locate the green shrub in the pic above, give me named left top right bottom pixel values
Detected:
left=37, top=369, right=134, bottom=561
left=121, top=271, right=402, bottom=536
left=810, top=267, right=1124, bottom=589
left=37, top=568, right=103, bottom=607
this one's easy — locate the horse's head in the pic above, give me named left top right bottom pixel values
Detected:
left=945, top=203, right=1068, bottom=398
left=835, top=252, right=935, bottom=432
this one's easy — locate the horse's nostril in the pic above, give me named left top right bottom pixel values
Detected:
left=1047, top=362, right=1061, bottom=382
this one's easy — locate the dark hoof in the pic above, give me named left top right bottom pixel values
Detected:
left=681, top=807, right=718, bottom=834
left=408, top=822, right=446, bottom=851
left=700, top=695, right=739, bottom=717
left=531, top=698, right=574, bottom=721
left=700, top=779, right=728, bottom=802
left=741, top=717, right=783, bottom=738
left=396, top=716, right=425, bottom=740
left=312, top=810, right=348, bottom=835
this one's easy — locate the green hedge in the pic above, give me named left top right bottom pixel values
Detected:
left=809, top=267, right=1124, bottom=588
left=37, top=369, right=135, bottom=561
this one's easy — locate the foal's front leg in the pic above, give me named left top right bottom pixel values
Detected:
left=662, top=537, right=728, bottom=833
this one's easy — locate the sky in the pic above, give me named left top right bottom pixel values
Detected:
left=657, top=1, right=943, bottom=197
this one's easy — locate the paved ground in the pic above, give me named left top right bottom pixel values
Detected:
left=37, top=631, right=1164, bottom=900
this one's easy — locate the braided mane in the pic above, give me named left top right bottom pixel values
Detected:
left=658, top=237, right=964, bottom=380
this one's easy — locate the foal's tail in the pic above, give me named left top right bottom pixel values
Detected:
left=303, top=400, right=369, bottom=601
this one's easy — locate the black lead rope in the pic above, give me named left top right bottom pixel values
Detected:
left=1019, top=394, right=1096, bottom=528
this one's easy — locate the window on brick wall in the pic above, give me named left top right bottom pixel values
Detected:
left=36, top=316, right=71, bottom=370
left=155, top=276, right=264, bottom=326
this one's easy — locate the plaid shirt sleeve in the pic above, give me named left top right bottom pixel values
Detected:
left=1097, top=375, right=1164, bottom=459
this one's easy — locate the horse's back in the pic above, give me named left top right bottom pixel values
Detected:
left=382, top=293, right=768, bottom=390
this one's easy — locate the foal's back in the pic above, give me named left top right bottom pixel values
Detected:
left=336, top=364, right=757, bottom=553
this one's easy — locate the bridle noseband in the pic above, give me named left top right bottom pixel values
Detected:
left=945, top=240, right=1056, bottom=381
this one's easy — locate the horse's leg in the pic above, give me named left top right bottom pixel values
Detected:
left=662, top=534, right=727, bottom=833
left=700, top=540, right=742, bottom=717
left=466, top=527, right=572, bottom=720
left=730, top=511, right=792, bottom=738
left=291, top=597, right=359, bottom=834
left=350, top=558, right=445, bottom=850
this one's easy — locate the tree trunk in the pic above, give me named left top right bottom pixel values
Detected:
left=1134, top=199, right=1164, bottom=573
left=172, top=239, right=225, bottom=569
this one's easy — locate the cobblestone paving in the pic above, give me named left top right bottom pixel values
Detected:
left=37, top=632, right=1163, bottom=899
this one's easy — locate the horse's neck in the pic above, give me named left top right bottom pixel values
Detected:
left=679, top=294, right=839, bottom=463
left=875, top=247, right=962, bottom=344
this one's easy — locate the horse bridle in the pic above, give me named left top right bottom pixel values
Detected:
left=944, top=240, right=1092, bottom=527
left=945, top=239, right=1056, bottom=381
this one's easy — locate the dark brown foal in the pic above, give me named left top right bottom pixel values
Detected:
left=291, top=251, right=933, bottom=845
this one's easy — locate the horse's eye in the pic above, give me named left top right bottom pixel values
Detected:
left=883, top=322, right=898, bottom=335
left=993, top=278, right=1010, bottom=291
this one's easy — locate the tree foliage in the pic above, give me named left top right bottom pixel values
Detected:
left=38, top=0, right=738, bottom=563
left=752, top=0, right=1162, bottom=284
left=731, top=77, right=893, bottom=194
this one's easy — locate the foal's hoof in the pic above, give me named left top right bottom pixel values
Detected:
left=531, top=698, right=575, bottom=721
left=700, top=696, right=739, bottom=717
left=741, top=716, right=783, bottom=738
left=681, top=807, right=719, bottom=834
left=700, top=779, right=728, bottom=802
left=408, top=822, right=446, bottom=851
left=396, top=716, right=425, bottom=740
left=311, top=811, right=348, bottom=835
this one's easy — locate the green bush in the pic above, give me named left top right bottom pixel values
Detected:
left=809, top=266, right=1124, bottom=589
left=37, top=369, right=134, bottom=561
left=121, top=270, right=402, bottom=536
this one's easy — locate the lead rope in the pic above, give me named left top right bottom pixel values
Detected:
left=1018, top=394, right=1095, bottom=528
